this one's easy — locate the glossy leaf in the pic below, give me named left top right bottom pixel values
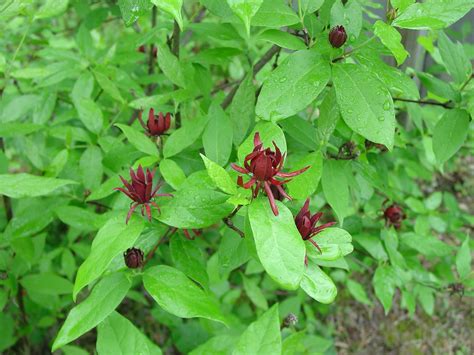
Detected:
left=233, top=305, right=281, bottom=355
left=143, top=265, right=227, bottom=324
left=52, top=272, right=131, bottom=351
left=373, top=21, right=409, bottom=66
left=115, top=124, right=159, bottom=157
left=248, top=198, right=306, bottom=290
left=158, top=171, right=234, bottom=228
left=287, top=152, right=323, bottom=200
left=373, top=265, right=398, bottom=314
left=73, top=217, right=144, bottom=300
left=300, top=259, right=337, bottom=304
left=200, top=154, right=237, bottom=195
left=226, top=0, right=264, bottom=35
left=159, top=158, right=186, bottom=190
left=456, top=236, right=471, bottom=280
left=151, top=0, right=183, bottom=30
left=202, top=102, right=233, bottom=166
left=333, top=63, right=395, bottom=149
left=0, top=174, right=77, bottom=198
left=432, top=109, right=470, bottom=164
left=321, top=160, right=350, bottom=223
left=392, top=0, right=473, bottom=30
left=256, top=50, right=330, bottom=121
left=438, top=31, right=472, bottom=85
left=97, top=312, right=162, bottom=355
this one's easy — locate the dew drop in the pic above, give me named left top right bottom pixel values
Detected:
left=279, top=77, right=287, bottom=83
left=378, top=116, right=385, bottom=121
left=383, top=101, right=391, bottom=111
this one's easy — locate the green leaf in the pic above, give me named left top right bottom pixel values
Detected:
left=330, top=0, right=362, bottom=41
left=300, top=259, right=337, bottom=304
left=308, top=227, right=353, bottom=261
left=258, top=29, right=306, bottom=50
left=242, top=274, right=268, bottom=310
left=35, top=0, right=69, bottom=19
left=74, top=98, right=104, bottom=134
left=80, top=146, right=103, bottom=190
left=317, top=88, right=340, bottom=144
left=202, top=102, right=233, bottom=166
left=373, top=21, right=409, bottom=66
left=158, top=171, right=234, bottom=228
left=280, top=116, right=319, bottom=150
left=200, top=154, right=237, bottom=195
left=252, top=0, right=299, bottom=27
left=287, top=152, right=323, bottom=200
left=143, top=265, right=227, bottom=324
left=347, top=279, right=372, bottom=306
left=0, top=122, right=43, bottom=137
left=159, top=159, right=186, bottom=190
left=417, top=71, right=459, bottom=101
left=190, top=335, right=238, bottom=355
left=355, top=52, right=420, bottom=99
left=373, top=265, right=397, bottom=314
left=156, top=44, right=185, bottom=87
left=300, top=0, right=324, bottom=15
left=248, top=198, right=305, bottom=290
left=321, top=160, right=350, bottom=224
left=456, top=236, right=471, bottom=280
left=226, top=0, right=264, bottom=35
left=93, top=70, right=125, bottom=103
left=237, top=121, right=286, bottom=163
left=115, top=123, right=158, bottom=157
left=332, top=63, right=395, bottom=149
left=163, top=115, right=209, bottom=158
left=229, top=73, right=255, bottom=146
left=73, top=217, right=144, bottom=300
left=21, top=273, right=73, bottom=295
left=0, top=173, right=77, bottom=198
left=97, top=312, right=162, bottom=355
left=400, top=232, right=452, bottom=257
left=55, top=206, right=105, bottom=232
left=256, top=50, right=330, bottom=121
left=151, top=0, right=184, bottom=30
left=233, top=305, right=281, bottom=355
left=438, top=31, right=472, bottom=86
left=170, top=235, right=209, bottom=288
left=392, top=0, right=473, bottom=30
left=52, top=272, right=131, bottom=351
left=432, top=109, right=470, bottom=164
left=118, top=0, right=153, bottom=26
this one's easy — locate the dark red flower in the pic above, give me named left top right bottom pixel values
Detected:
left=329, top=25, right=347, bottom=48
left=137, top=45, right=146, bottom=53
left=182, top=229, right=201, bottom=240
left=384, top=203, right=405, bottom=229
left=231, top=132, right=309, bottom=216
left=114, top=165, right=172, bottom=223
left=124, top=247, right=144, bottom=268
left=138, top=108, right=171, bottom=137
left=137, top=45, right=158, bottom=58
left=295, top=198, right=336, bottom=253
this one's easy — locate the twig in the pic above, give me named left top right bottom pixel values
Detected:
left=142, top=227, right=177, bottom=267
left=146, top=6, right=157, bottom=95
left=222, top=205, right=245, bottom=238
left=393, top=97, right=453, bottom=109
left=221, top=45, right=280, bottom=109
left=171, top=20, right=182, bottom=128
left=460, top=74, right=473, bottom=91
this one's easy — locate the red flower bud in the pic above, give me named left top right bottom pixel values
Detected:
left=137, top=45, right=146, bottom=53
left=295, top=198, right=336, bottom=253
left=383, top=203, right=405, bottom=229
left=124, top=247, right=144, bottom=269
left=138, top=108, right=171, bottom=136
left=329, top=25, right=347, bottom=48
